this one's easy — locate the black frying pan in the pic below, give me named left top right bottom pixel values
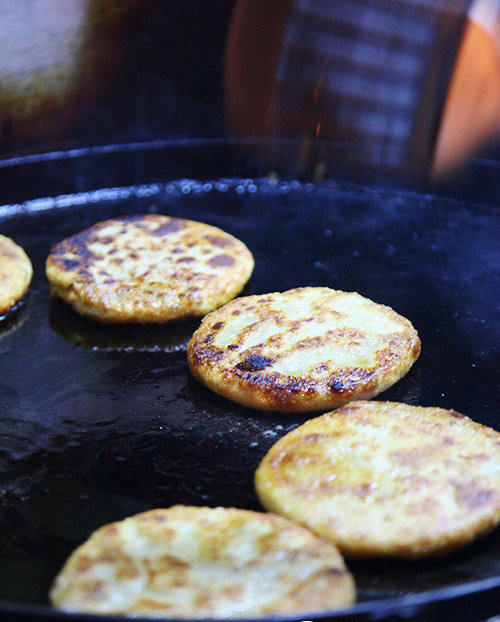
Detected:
left=0, top=140, right=498, bottom=622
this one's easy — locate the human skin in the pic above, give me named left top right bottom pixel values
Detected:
left=224, top=1, right=500, bottom=181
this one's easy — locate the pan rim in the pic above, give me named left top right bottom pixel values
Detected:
left=0, top=575, right=498, bottom=621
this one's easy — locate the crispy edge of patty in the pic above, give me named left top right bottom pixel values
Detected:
left=187, top=288, right=421, bottom=412
left=254, top=400, right=500, bottom=558
left=45, top=215, right=254, bottom=323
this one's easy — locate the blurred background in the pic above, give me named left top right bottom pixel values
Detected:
left=0, top=1, right=234, bottom=154
left=0, top=0, right=498, bottom=190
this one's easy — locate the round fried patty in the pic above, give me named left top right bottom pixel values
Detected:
left=46, top=215, right=254, bottom=323
left=187, top=287, right=420, bottom=412
left=255, top=401, right=500, bottom=558
left=50, top=505, right=355, bottom=618
left=0, top=234, right=32, bottom=315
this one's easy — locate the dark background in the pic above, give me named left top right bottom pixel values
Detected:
left=0, top=1, right=236, bottom=158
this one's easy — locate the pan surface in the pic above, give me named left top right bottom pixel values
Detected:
left=0, top=140, right=498, bottom=622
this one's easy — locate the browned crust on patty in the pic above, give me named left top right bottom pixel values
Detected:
left=255, top=401, right=500, bottom=558
left=45, top=214, right=254, bottom=323
left=50, top=505, right=355, bottom=617
left=187, top=288, right=420, bottom=412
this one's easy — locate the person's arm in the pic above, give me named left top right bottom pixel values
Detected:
left=225, top=0, right=500, bottom=183
left=432, top=11, right=500, bottom=178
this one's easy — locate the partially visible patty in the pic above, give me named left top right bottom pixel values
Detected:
left=50, top=505, right=356, bottom=618
left=45, top=214, right=254, bottom=323
left=0, top=234, right=32, bottom=315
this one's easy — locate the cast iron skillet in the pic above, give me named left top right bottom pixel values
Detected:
left=0, top=140, right=498, bottom=622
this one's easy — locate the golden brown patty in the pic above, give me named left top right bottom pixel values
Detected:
left=187, top=287, right=420, bottom=412
left=255, top=400, right=500, bottom=558
left=0, top=234, right=32, bottom=315
left=45, top=215, right=254, bottom=323
left=50, top=505, right=355, bottom=618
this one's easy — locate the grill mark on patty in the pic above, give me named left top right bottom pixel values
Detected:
left=61, top=259, right=80, bottom=271
left=205, top=235, right=234, bottom=248
left=236, top=354, right=274, bottom=371
left=453, top=480, right=498, bottom=510
left=330, top=380, right=345, bottom=392
left=208, top=254, right=235, bottom=268
left=151, top=220, right=185, bottom=236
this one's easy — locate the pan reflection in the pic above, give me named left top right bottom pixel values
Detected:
left=49, top=297, right=200, bottom=353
